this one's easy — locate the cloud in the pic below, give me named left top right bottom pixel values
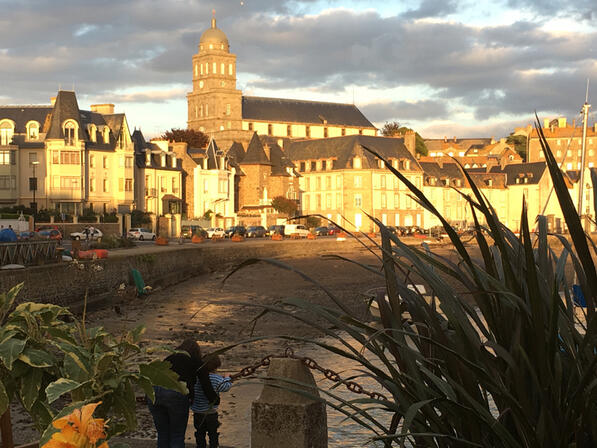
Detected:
left=0, top=0, right=595, bottom=134
left=401, top=0, right=459, bottom=19
left=361, top=99, right=449, bottom=123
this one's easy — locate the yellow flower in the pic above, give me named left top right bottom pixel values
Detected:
left=42, top=402, right=108, bottom=448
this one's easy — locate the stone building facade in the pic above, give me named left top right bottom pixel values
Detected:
left=286, top=135, right=424, bottom=232
left=0, top=90, right=135, bottom=214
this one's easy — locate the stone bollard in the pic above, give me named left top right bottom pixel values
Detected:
left=251, top=357, right=327, bottom=448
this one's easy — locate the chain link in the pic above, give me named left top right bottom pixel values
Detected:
left=229, top=347, right=387, bottom=401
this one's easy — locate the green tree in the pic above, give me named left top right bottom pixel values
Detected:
left=271, top=196, right=298, bottom=217
left=161, top=128, right=209, bottom=149
left=381, top=121, right=428, bottom=156
left=506, top=133, right=528, bottom=160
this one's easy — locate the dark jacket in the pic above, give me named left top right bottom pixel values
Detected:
left=165, top=353, right=218, bottom=404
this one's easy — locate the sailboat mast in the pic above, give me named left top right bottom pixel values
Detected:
left=577, top=100, right=591, bottom=222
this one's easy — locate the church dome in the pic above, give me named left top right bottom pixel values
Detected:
left=199, top=15, right=229, bottom=51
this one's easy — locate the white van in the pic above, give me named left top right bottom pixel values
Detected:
left=284, top=224, right=309, bottom=237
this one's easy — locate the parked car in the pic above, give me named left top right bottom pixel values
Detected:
left=246, top=225, right=267, bottom=238
left=206, top=227, right=225, bottom=238
left=181, top=225, right=207, bottom=239
left=314, top=226, right=329, bottom=236
left=224, top=226, right=246, bottom=237
left=35, top=225, right=59, bottom=232
left=266, top=225, right=285, bottom=236
left=39, top=229, right=62, bottom=241
left=327, top=226, right=341, bottom=236
left=127, top=227, right=156, bottom=241
left=284, top=224, right=309, bottom=238
left=70, top=227, right=103, bottom=240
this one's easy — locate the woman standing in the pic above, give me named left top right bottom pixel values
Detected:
left=148, top=339, right=219, bottom=448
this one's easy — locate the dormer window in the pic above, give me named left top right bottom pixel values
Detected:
left=88, top=124, right=97, bottom=142
left=488, top=179, right=493, bottom=187
left=64, top=121, right=76, bottom=146
left=26, top=121, right=39, bottom=140
left=103, top=127, right=109, bottom=144
left=145, top=152, right=151, bottom=166
left=0, top=121, right=14, bottom=146
left=161, top=154, right=166, bottom=167
left=353, top=156, right=361, bottom=169
left=172, top=157, right=177, bottom=168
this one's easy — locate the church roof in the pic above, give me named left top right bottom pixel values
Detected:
left=242, top=96, right=375, bottom=128
left=240, top=132, right=272, bottom=165
left=199, top=15, right=229, bottom=51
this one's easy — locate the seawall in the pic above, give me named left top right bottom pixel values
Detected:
left=0, top=239, right=364, bottom=310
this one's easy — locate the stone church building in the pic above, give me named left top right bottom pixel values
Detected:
left=187, top=14, right=377, bottom=149
left=185, top=14, right=378, bottom=226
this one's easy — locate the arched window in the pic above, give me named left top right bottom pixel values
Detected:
left=221, top=63, right=224, bottom=74
left=88, top=124, right=97, bottom=142
left=228, top=64, right=233, bottom=75
left=0, top=120, right=14, bottom=146
left=26, top=121, right=39, bottom=140
left=103, top=127, right=110, bottom=144
left=63, top=121, right=77, bottom=145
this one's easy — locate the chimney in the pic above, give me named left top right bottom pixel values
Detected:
left=453, top=136, right=457, bottom=142
left=558, top=117, right=567, bottom=128
left=543, top=118, right=550, bottom=129
left=50, top=97, right=56, bottom=106
left=403, top=130, right=416, bottom=156
left=490, top=136, right=496, bottom=144
left=500, top=137, right=506, bottom=144
left=443, top=136, right=447, bottom=142
left=263, top=144, right=270, bottom=161
left=90, top=104, right=115, bottom=115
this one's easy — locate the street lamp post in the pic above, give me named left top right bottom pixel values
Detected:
left=30, top=161, right=39, bottom=229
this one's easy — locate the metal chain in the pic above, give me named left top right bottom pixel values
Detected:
left=229, top=348, right=387, bottom=401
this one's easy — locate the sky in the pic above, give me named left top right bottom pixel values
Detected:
left=0, top=0, right=596, bottom=139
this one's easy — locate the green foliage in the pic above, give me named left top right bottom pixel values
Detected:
left=161, top=128, right=209, bottom=149
left=506, top=133, right=528, bottom=160
left=230, top=120, right=597, bottom=446
left=131, top=210, right=152, bottom=227
left=101, top=212, right=119, bottom=223
left=0, top=284, right=186, bottom=441
left=203, top=209, right=213, bottom=220
left=271, top=196, right=298, bottom=217
left=91, top=234, right=135, bottom=249
left=380, top=121, right=428, bottom=156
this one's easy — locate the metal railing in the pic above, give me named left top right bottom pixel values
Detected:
left=0, top=240, right=58, bottom=266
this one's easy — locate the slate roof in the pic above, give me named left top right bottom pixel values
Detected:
left=468, top=172, right=507, bottom=189
left=419, top=161, right=464, bottom=182
left=132, top=129, right=181, bottom=171
left=489, top=162, right=546, bottom=185
left=205, top=139, right=222, bottom=170
left=240, top=132, right=271, bottom=165
left=1, top=90, right=129, bottom=152
left=425, top=138, right=493, bottom=153
left=242, top=96, right=375, bottom=128
left=46, top=91, right=85, bottom=140
left=0, top=106, right=52, bottom=133
left=285, top=135, right=419, bottom=171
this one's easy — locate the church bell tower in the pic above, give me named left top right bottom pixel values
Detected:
left=187, top=12, right=242, bottom=135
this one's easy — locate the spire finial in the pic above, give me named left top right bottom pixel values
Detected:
left=211, top=9, right=216, bottom=28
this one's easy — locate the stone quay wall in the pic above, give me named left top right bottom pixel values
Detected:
left=0, top=239, right=361, bottom=311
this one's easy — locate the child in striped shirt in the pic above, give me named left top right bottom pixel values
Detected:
left=191, top=354, right=232, bottom=448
